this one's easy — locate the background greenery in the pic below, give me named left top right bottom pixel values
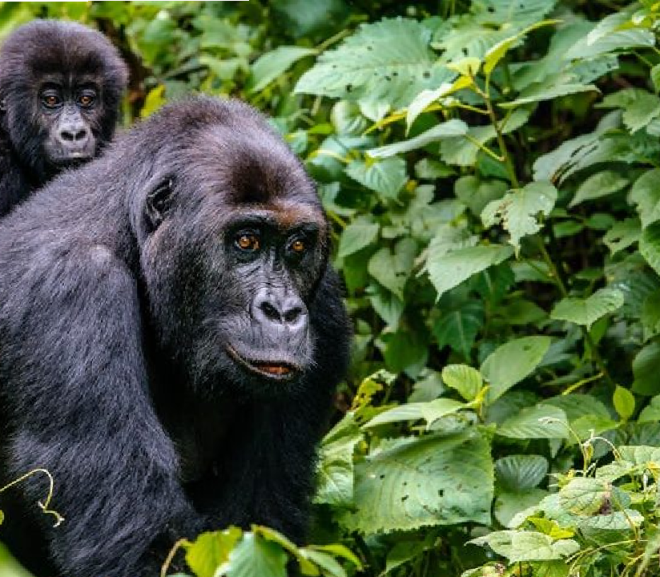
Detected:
left=1, top=1, right=660, bottom=576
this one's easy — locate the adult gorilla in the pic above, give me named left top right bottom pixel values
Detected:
left=0, top=20, right=128, bottom=216
left=0, top=97, right=350, bottom=577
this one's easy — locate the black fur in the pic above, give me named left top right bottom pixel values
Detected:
left=0, top=97, right=351, bottom=577
left=0, top=20, right=128, bottom=216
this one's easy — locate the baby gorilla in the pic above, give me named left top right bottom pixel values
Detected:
left=0, top=97, right=351, bottom=577
left=0, top=20, right=128, bottom=216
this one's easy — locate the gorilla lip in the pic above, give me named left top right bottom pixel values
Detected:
left=226, top=344, right=299, bottom=380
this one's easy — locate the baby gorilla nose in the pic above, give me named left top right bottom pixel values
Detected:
left=57, top=119, right=91, bottom=154
left=252, top=288, right=307, bottom=333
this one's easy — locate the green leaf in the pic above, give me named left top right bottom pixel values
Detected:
left=500, top=82, right=599, bottom=108
left=494, top=489, right=548, bottom=528
left=481, top=182, right=558, bottom=252
left=455, top=176, right=508, bottom=217
left=426, top=245, right=514, bottom=299
left=367, top=238, right=417, bottom=299
left=441, top=364, right=483, bottom=402
left=496, top=404, right=569, bottom=439
left=247, top=46, right=316, bottom=93
left=652, top=63, right=660, bottom=93
left=315, top=414, right=363, bottom=508
left=223, top=533, right=287, bottom=577
left=338, top=220, right=379, bottom=258
left=483, top=20, right=559, bottom=76
left=339, top=430, right=493, bottom=533
left=481, top=336, right=552, bottom=403
left=186, top=528, right=243, bottom=577
left=568, top=170, right=629, bottom=208
left=603, top=218, right=641, bottom=254
left=550, top=288, right=624, bottom=329
left=632, top=342, right=660, bottom=396
left=471, top=531, right=579, bottom=563
left=362, top=398, right=465, bottom=429
left=495, top=455, right=549, bottom=491
left=558, top=477, right=610, bottom=515
left=630, top=168, right=660, bottom=228
left=433, top=302, right=484, bottom=358
left=613, top=385, right=635, bottom=421
left=640, top=221, right=660, bottom=276
left=639, top=395, right=660, bottom=423
left=295, top=18, right=452, bottom=108
left=346, top=157, right=407, bottom=200
left=368, top=119, right=468, bottom=159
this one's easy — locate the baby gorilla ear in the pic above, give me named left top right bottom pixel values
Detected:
left=145, top=177, right=174, bottom=232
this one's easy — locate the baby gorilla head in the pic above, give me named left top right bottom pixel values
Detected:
left=0, top=20, right=128, bottom=180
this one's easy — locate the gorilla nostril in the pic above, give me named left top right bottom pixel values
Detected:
left=60, top=130, right=74, bottom=142
left=73, top=129, right=87, bottom=142
left=283, top=307, right=303, bottom=324
left=260, top=301, right=281, bottom=322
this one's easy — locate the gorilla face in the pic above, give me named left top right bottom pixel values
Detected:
left=0, top=20, right=127, bottom=181
left=138, top=123, right=329, bottom=397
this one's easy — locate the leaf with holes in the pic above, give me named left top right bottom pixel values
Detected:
left=338, top=430, right=493, bottom=534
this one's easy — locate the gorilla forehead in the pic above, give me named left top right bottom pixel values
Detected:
left=143, top=98, right=321, bottom=208
left=0, top=20, right=126, bottom=87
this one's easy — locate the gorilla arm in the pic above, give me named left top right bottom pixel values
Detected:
left=4, top=245, right=200, bottom=577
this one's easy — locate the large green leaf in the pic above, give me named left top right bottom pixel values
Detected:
left=481, top=336, right=552, bottom=403
left=367, top=238, right=417, bottom=299
left=339, top=431, right=493, bottom=533
left=495, top=455, right=549, bottom=492
left=338, top=219, right=379, bottom=258
left=550, top=288, right=624, bottom=329
left=481, top=181, right=558, bottom=252
left=441, top=364, right=483, bottom=402
left=295, top=18, right=451, bottom=107
left=186, top=528, right=243, bottom=577
left=471, top=531, right=579, bottom=563
left=426, top=245, right=514, bottom=299
left=362, top=398, right=465, bottom=429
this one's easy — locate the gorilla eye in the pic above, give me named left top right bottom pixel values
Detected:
left=291, top=240, right=305, bottom=254
left=235, top=233, right=260, bottom=252
left=41, top=93, right=62, bottom=109
left=77, top=93, right=96, bottom=108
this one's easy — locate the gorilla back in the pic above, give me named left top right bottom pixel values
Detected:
left=0, top=97, right=350, bottom=577
left=0, top=20, right=128, bottom=216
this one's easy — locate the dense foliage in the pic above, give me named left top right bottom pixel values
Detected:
left=1, top=1, right=660, bottom=576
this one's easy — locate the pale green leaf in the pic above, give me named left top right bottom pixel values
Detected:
left=367, top=238, right=417, bottom=299
left=441, top=364, right=483, bottom=402
left=223, top=533, right=287, bottom=577
left=639, top=395, right=660, bottom=423
left=368, top=120, right=468, bottom=159
left=558, top=477, right=610, bottom=516
left=346, top=157, right=407, bottom=200
left=426, top=245, right=514, bottom=299
left=471, top=531, right=579, bottom=563
left=247, top=46, right=316, bottom=93
left=613, top=385, right=635, bottom=421
left=339, top=430, right=493, bottom=533
left=362, top=398, right=464, bottom=429
left=338, top=220, right=379, bottom=258
left=603, top=218, right=641, bottom=254
left=630, top=168, right=660, bottom=227
left=186, top=528, right=242, bottom=577
left=500, top=83, right=599, bottom=108
left=568, top=170, right=629, bottom=207
left=550, top=287, right=624, bottom=329
left=640, top=221, right=660, bottom=276
left=496, top=404, right=568, bottom=439
left=481, top=336, right=552, bottom=403
left=481, top=181, right=557, bottom=252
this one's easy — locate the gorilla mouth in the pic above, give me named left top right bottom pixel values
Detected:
left=226, top=345, right=300, bottom=380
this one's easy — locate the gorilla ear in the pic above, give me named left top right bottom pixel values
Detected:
left=145, top=177, right=174, bottom=232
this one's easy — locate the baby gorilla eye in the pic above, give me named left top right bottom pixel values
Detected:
left=77, top=93, right=96, bottom=107
left=41, top=93, right=62, bottom=109
left=235, top=233, right=260, bottom=252
left=291, top=240, right=305, bottom=253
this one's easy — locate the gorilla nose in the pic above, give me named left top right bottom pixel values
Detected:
left=58, top=123, right=90, bottom=149
left=253, top=289, right=307, bottom=333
